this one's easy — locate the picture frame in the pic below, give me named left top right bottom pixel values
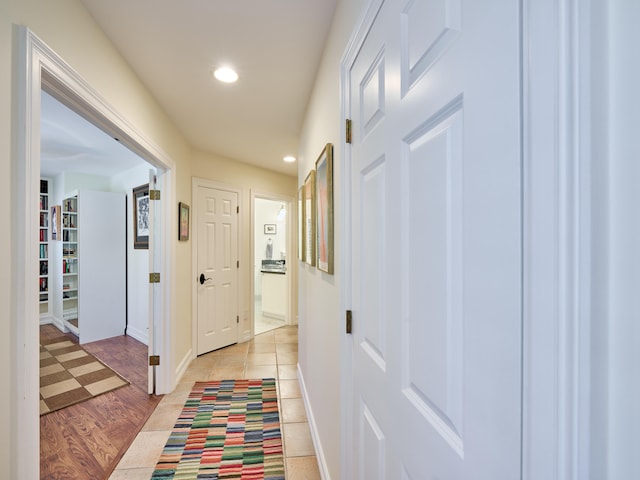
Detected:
left=179, top=202, right=190, bottom=241
left=50, top=205, right=61, bottom=241
left=303, top=169, right=316, bottom=266
left=315, top=143, right=334, bottom=274
left=264, top=224, right=277, bottom=235
left=133, top=183, right=150, bottom=249
left=298, top=185, right=305, bottom=261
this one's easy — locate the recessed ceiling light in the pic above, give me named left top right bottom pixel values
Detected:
left=213, top=67, right=238, bottom=83
left=283, top=156, right=296, bottom=163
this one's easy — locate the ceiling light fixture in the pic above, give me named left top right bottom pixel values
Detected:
left=283, top=156, right=296, bottom=163
left=213, top=67, right=238, bottom=83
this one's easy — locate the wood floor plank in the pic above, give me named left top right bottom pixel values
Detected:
left=40, top=324, right=162, bottom=480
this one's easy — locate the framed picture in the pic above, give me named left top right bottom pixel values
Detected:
left=50, top=205, right=61, bottom=241
left=179, top=202, right=190, bottom=241
left=298, top=185, right=305, bottom=261
left=303, top=169, right=316, bottom=266
left=133, top=183, right=149, bottom=249
left=315, top=143, right=334, bottom=274
left=264, top=224, right=277, bottom=235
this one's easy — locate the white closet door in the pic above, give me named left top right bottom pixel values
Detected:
left=78, top=189, right=126, bottom=344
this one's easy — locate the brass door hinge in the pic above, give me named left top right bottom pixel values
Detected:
left=149, top=272, right=161, bottom=283
left=346, top=310, right=353, bottom=334
left=149, top=189, right=161, bottom=200
left=237, top=315, right=240, bottom=324
left=149, top=355, right=160, bottom=366
left=346, top=118, right=353, bottom=144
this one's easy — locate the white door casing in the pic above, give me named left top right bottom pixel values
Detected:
left=345, top=0, right=522, bottom=478
left=195, top=182, right=240, bottom=355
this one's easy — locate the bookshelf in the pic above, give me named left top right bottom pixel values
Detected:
left=39, top=179, right=49, bottom=316
left=62, top=194, right=79, bottom=333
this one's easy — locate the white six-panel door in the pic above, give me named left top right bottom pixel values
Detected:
left=196, top=184, right=239, bottom=355
left=347, top=0, right=522, bottom=477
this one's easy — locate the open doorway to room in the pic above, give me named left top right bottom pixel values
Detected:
left=253, top=195, right=291, bottom=335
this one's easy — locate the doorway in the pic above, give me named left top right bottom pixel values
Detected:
left=15, top=28, right=175, bottom=479
left=252, top=195, right=291, bottom=335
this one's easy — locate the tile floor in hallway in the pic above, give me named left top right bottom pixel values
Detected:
left=109, top=325, right=320, bottom=480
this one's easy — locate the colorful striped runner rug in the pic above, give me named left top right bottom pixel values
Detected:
left=152, top=378, right=285, bottom=479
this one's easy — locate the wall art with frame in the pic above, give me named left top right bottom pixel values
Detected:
left=303, top=169, right=316, bottom=266
left=315, top=143, right=334, bottom=274
left=133, top=183, right=149, bottom=249
left=298, top=185, right=305, bottom=261
left=178, top=202, right=190, bottom=241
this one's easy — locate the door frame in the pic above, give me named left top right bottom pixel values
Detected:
left=250, top=190, right=294, bottom=338
left=339, top=0, right=593, bottom=478
left=191, top=177, right=243, bottom=356
left=13, top=27, right=176, bottom=479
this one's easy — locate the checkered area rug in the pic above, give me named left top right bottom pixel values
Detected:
left=40, top=337, right=129, bottom=415
left=152, top=378, right=285, bottom=480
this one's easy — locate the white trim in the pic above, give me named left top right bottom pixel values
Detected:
left=14, top=27, right=177, bottom=478
left=249, top=189, right=295, bottom=340
left=521, top=0, right=591, bottom=478
left=191, top=177, right=244, bottom=357
left=126, top=324, right=149, bottom=345
left=298, top=363, right=331, bottom=480
left=174, top=347, right=193, bottom=386
left=339, top=1, right=384, bottom=479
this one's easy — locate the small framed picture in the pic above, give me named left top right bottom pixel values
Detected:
left=264, top=224, right=277, bottom=235
left=50, top=205, right=61, bottom=241
left=133, top=184, right=149, bottom=249
left=179, top=202, right=190, bottom=241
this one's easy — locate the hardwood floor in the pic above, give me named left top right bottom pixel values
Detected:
left=40, top=324, right=162, bottom=480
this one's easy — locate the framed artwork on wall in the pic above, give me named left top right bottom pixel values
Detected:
left=315, top=143, right=334, bottom=274
left=264, top=224, right=277, bottom=235
left=50, top=205, right=61, bottom=241
left=133, top=183, right=149, bottom=249
left=303, top=169, right=316, bottom=266
left=298, top=185, right=305, bottom=261
left=178, top=202, right=190, bottom=241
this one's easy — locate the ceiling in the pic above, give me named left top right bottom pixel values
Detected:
left=44, top=0, right=338, bottom=178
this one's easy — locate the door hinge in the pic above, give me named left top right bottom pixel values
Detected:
left=237, top=315, right=239, bottom=324
left=346, top=310, right=353, bottom=334
left=237, top=205, right=239, bottom=214
left=237, top=260, right=239, bottom=268
left=149, top=272, right=161, bottom=283
left=149, top=355, right=160, bottom=366
left=346, top=118, right=352, bottom=144
left=149, top=189, right=161, bottom=200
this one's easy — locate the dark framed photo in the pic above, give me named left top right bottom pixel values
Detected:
left=179, top=202, right=190, bottom=241
left=133, top=184, right=149, bottom=249
left=264, top=224, right=277, bottom=235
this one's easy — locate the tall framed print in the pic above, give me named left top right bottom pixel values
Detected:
left=315, top=143, right=334, bottom=273
left=303, top=170, right=316, bottom=266
left=298, top=185, right=305, bottom=261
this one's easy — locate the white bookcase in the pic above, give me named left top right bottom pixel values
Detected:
left=39, top=179, right=49, bottom=317
left=62, top=194, right=79, bottom=334
left=62, top=189, right=126, bottom=344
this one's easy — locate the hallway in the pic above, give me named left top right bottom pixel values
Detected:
left=109, top=325, right=320, bottom=479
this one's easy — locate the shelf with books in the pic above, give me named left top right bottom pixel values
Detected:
left=62, top=194, right=79, bottom=329
left=39, top=179, right=49, bottom=315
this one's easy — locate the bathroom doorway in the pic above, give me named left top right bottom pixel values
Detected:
left=253, top=196, right=290, bottom=335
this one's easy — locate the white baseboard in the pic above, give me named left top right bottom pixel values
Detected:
left=297, top=363, right=331, bottom=480
left=126, top=324, right=148, bottom=345
left=174, top=348, right=193, bottom=386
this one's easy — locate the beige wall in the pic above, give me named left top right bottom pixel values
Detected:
left=296, top=0, right=367, bottom=477
left=192, top=149, right=298, bottom=335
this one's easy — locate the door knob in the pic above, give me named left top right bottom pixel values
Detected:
left=199, top=273, right=211, bottom=285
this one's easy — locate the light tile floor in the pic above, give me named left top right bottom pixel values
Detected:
left=109, top=325, right=321, bottom=480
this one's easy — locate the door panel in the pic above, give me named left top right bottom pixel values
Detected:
left=348, top=0, right=522, bottom=478
left=197, top=185, right=239, bottom=355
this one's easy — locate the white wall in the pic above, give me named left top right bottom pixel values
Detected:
left=297, top=0, right=367, bottom=477
left=111, top=163, right=153, bottom=344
